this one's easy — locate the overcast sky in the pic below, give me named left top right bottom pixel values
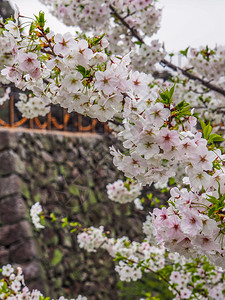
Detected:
left=10, top=0, right=225, bottom=52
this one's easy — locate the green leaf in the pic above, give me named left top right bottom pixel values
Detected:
left=29, top=22, right=35, bottom=33
left=169, top=177, right=176, bottom=185
left=50, top=213, right=56, bottom=222
left=208, top=206, right=216, bottom=217
left=206, top=195, right=218, bottom=204
left=62, top=217, right=68, bottom=228
left=76, top=65, right=91, bottom=78
left=69, top=184, right=80, bottom=196
left=45, top=27, right=50, bottom=34
left=208, top=133, right=224, bottom=144
left=36, top=11, right=45, bottom=28
left=204, top=123, right=212, bottom=139
left=51, top=249, right=63, bottom=266
left=147, top=193, right=153, bottom=200
left=169, top=85, right=175, bottom=98
left=92, top=33, right=105, bottom=46
left=159, top=86, right=175, bottom=105
left=180, top=47, right=189, bottom=57
left=199, top=119, right=206, bottom=131
left=76, top=65, right=86, bottom=77
left=199, top=119, right=212, bottom=139
left=134, top=41, right=143, bottom=47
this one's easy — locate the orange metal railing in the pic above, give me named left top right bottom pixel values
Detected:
left=0, top=94, right=111, bottom=134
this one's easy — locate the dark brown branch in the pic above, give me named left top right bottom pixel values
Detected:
left=109, top=5, right=144, bottom=44
left=161, top=59, right=225, bottom=97
left=109, top=5, right=225, bottom=98
left=188, top=87, right=209, bottom=95
left=108, top=119, right=123, bottom=127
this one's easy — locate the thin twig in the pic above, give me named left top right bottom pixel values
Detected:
left=123, top=257, right=180, bottom=296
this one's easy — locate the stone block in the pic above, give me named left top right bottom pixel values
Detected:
left=0, top=195, right=26, bottom=224
left=0, top=246, right=9, bottom=265
left=27, top=279, right=45, bottom=295
left=0, top=221, right=31, bottom=246
left=9, top=239, right=37, bottom=263
left=0, top=174, right=21, bottom=199
left=41, top=151, right=53, bottom=162
left=0, top=129, right=18, bottom=151
left=17, top=144, right=27, bottom=160
left=34, top=139, right=44, bottom=150
left=18, top=260, right=42, bottom=281
left=0, top=150, right=25, bottom=175
left=53, top=151, right=65, bottom=163
left=41, top=137, right=52, bottom=152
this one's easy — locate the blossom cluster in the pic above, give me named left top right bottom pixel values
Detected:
left=16, top=93, right=50, bottom=118
left=0, top=264, right=43, bottom=299
left=168, top=253, right=225, bottom=300
left=39, top=0, right=164, bottom=73
left=106, top=178, right=142, bottom=204
left=152, top=184, right=225, bottom=268
left=77, top=220, right=225, bottom=299
left=40, top=0, right=161, bottom=36
left=30, top=202, right=45, bottom=229
left=0, top=264, right=87, bottom=300
left=187, top=45, right=225, bottom=82
left=110, top=88, right=220, bottom=190
left=77, top=224, right=166, bottom=282
left=0, top=86, right=10, bottom=106
left=77, top=226, right=106, bottom=252
left=0, top=35, right=14, bottom=85
left=1, top=11, right=154, bottom=121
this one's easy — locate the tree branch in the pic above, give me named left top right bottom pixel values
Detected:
left=109, top=5, right=225, bottom=98
left=109, top=5, right=144, bottom=44
left=160, top=59, right=225, bottom=97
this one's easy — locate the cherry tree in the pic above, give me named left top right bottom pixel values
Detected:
left=1, top=2, right=225, bottom=299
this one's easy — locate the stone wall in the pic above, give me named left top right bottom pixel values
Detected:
left=0, top=128, right=146, bottom=299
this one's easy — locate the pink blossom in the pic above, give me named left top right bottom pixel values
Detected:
left=54, top=32, right=76, bottom=56
left=153, top=207, right=169, bottom=225
left=166, top=215, right=184, bottom=240
left=147, top=102, right=170, bottom=127
left=72, top=39, right=93, bottom=67
left=17, top=52, right=40, bottom=73
left=129, top=71, right=150, bottom=96
left=62, top=71, right=83, bottom=93
left=180, top=210, right=203, bottom=237
left=180, top=288, right=192, bottom=299
left=157, top=128, right=180, bottom=152
left=95, top=69, right=119, bottom=95
left=189, top=145, right=217, bottom=171
left=192, top=234, right=220, bottom=251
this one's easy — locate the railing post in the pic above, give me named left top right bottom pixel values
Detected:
left=47, top=112, right=51, bottom=130
left=78, top=114, right=81, bottom=132
left=91, top=119, right=95, bottom=133
left=62, top=108, right=67, bottom=131
left=29, top=119, right=34, bottom=129
left=9, top=94, right=14, bottom=127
